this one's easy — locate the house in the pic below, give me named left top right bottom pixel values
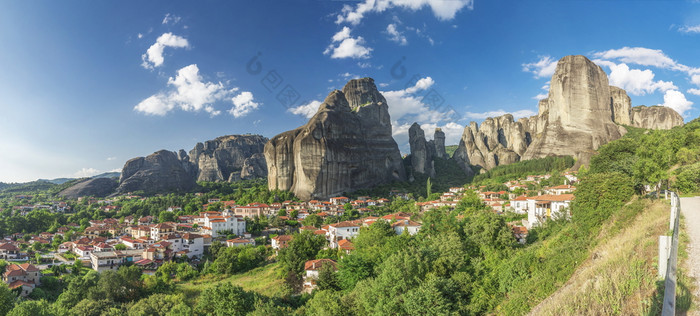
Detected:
left=327, top=221, right=360, bottom=248
left=2, top=263, right=40, bottom=296
left=512, top=225, right=528, bottom=244
left=271, top=235, right=293, bottom=250
left=511, top=195, right=529, bottom=214
left=526, top=194, right=575, bottom=229
left=89, top=249, right=144, bottom=272
left=449, top=187, right=466, bottom=193
left=338, top=239, right=355, bottom=254
left=0, top=243, right=21, bottom=259
left=329, top=197, right=349, bottom=205
left=180, top=233, right=205, bottom=258
left=226, top=238, right=256, bottom=247
left=391, top=220, right=421, bottom=235
left=150, top=223, right=175, bottom=240
left=143, top=241, right=172, bottom=261
left=197, top=212, right=246, bottom=237
left=546, top=184, right=576, bottom=195
left=302, top=259, right=337, bottom=293
left=74, top=246, right=94, bottom=258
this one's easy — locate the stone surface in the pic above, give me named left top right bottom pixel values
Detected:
left=189, top=135, right=268, bottom=182
left=433, top=128, right=447, bottom=158
left=631, top=105, right=684, bottom=130
left=609, top=85, right=632, bottom=125
left=58, top=177, right=118, bottom=199
left=116, top=150, right=197, bottom=195
left=454, top=55, right=626, bottom=171
left=265, top=78, right=406, bottom=200
left=408, top=123, right=435, bottom=177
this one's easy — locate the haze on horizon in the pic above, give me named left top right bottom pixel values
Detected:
left=1, top=0, right=700, bottom=183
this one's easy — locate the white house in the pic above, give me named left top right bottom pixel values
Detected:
left=526, top=194, right=575, bottom=229
left=391, top=220, right=421, bottom=235
left=226, top=238, right=256, bottom=247
left=546, top=184, right=576, bottom=195
left=511, top=195, right=529, bottom=214
left=198, top=212, right=246, bottom=237
left=327, top=221, right=361, bottom=249
left=302, top=259, right=337, bottom=293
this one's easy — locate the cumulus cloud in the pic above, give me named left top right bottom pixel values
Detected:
left=604, top=63, right=677, bottom=96
left=135, top=64, right=240, bottom=116
left=288, top=100, right=322, bottom=118
left=386, top=24, right=407, bottom=45
left=522, top=56, right=558, bottom=79
left=229, top=91, right=260, bottom=118
left=687, top=88, right=700, bottom=96
left=663, top=90, right=693, bottom=116
left=593, top=47, right=698, bottom=74
left=532, top=93, right=548, bottom=100
left=336, top=0, right=474, bottom=25
left=162, top=13, right=182, bottom=25
left=463, top=109, right=536, bottom=120
left=324, top=27, right=372, bottom=59
left=141, top=32, right=189, bottom=69
left=74, top=168, right=101, bottom=178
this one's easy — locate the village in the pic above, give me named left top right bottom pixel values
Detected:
left=1, top=171, right=578, bottom=296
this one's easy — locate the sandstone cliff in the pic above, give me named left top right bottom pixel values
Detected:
left=610, top=86, right=632, bottom=125
left=631, top=105, right=684, bottom=129
left=189, top=135, right=268, bottom=182
left=58, top=177, right=118, bottom=199
left=408, top=123, right=435, bottom=178
left=265, top=78, right=406, bottom=200
left=433, top=128, right=447, bottom=158
left=455, top=55, right=624, bottom=172
left=116, top=150, right=197, bottom=195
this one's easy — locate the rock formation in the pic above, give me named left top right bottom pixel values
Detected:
left=433, top=128, right=447, bottom=158
left=609, top=86, right=632, bottom=125
left=630, top=105, right=684, bottom=129
left=265, top=78, right=406, bottom=200
left=455, top=55, right=625, bottom=172
left=188, top=135, right=268, bottom=182
left=58, top=177, right=118, bottom=199
left=408, top=123, right=435, bottom=178
left=116, top=150, right=197, bottom=195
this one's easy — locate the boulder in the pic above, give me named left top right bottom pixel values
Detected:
left=408, top=123, right=435, bottom=177
left=116, top=150, right=197, bottom=195
left=58, top=178, right=118, bottom=199
left=189, top=135, right=268, bottom=182
left=631, top=105, right=684, bottom=130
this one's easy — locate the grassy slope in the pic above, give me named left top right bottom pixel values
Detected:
left=527, top=199, right=691, bottom=315
left=178, top=262, right=285, bottom=303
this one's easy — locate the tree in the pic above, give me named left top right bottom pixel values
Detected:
left=114, top=244, right=127, bottom=250
left=70, top=299, right=113, bottom=316
left=158, top=211, right=175, bottom=223
left=277, top=209, right=287, bottom=217
left=7, top=300, right=53, bottom=316
left=127, top=294, right=177, bottom=316
left=304, top=290, right=348, bottom=316
left=426, top=177, right=432, bottom=198
left=0, top=283, right=15, bottom=316
left=317, top=262, right=340, bottom=291
left=195, top=283, right=254, bottom=316
left=302, top=214, right=323, bottom=228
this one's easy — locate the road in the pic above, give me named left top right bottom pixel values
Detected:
left=681, top=196, right=700, bottom=313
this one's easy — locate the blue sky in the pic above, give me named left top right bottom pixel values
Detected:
left=2, top=0, right=700, bottom=182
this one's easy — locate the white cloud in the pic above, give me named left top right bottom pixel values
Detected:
left=605, top=63, right=677, bottom=96
left=382, top=77, right=437, bottom=120
left=135, top=64, right=238, bottom=116
left=109, top=168, right=122, bottom=173
left=593, top=47, right=697, bottom=74
left=663, top=90, right=693, bottom=116
left=687, top=88, right=700, bottom=96
left=463, top=109, right=536, bottom=120
left=386, top=24, right=407, bottom=45
left=679, top=24, right=700, bottom=33
left=324, top=27, right=372, bottom=59
left=288, top=100, right=322, bottom=118
left=357, top=62, right=372, bottom=68
left=137, top=33, right=143, bottom=39
left=229, top=91, right=260, bottom=118
left=532, top=93, right=548, bottom=100
left=141, top=32, right=189, bottom=69
left=522, top=56, right=558, bottom=79
left=106, top=157, right=116, bottom=161
left=336, top=0, right=474, bottom=25
left=74, top=168, right=101, bottom=178
left=162, top=13, right=182, bottom=25
left=392, top=121, right=465, bottom=152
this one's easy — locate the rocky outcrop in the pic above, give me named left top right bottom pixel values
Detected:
left=454, top=55, right=626, bottom=171
left=433, top=128, right=447, bottom=158
left=58, top=177, right=118, bottom=199
left=265, top=78, right=406, bottom=200
left=116, top=150, right=197, bottom=195
left=610, top=86, right=632, bottom=125
left=631, top=105, right=684, bottom=129
left=408, top=123, right=435, bottom=177
left=189, top=135, right=268, bottom=182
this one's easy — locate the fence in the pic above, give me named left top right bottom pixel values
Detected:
left=658, top=191, right=680, bottom=316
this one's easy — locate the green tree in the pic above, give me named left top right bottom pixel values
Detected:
left=0, top=283, right=15, bottom=316
left=426, top=177, right=432, bottom=198
left=158, top=211, right=176, bottom=223
left=304, top=290, right=349, bottom=316
left=127, top=294, right=177, bottom=316
left=70, top=299, right=113, bottom=316
left=195, top=283, right=254, bottom=316
left=7, top=300, right=53, bottom=316
left=317, top=262, right=340, bottom=291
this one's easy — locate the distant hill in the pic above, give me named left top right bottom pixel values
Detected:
left=37, top=178, right=75, bottom=184
left=445, top=145, right=459, bottom=158
left=93, top=172, right=120, bottom=179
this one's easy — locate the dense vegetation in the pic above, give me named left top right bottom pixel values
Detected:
left=472, top=155, right=575, bottom=184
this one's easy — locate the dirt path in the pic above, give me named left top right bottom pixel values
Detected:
left=681, top=196, right=700, bottom=314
